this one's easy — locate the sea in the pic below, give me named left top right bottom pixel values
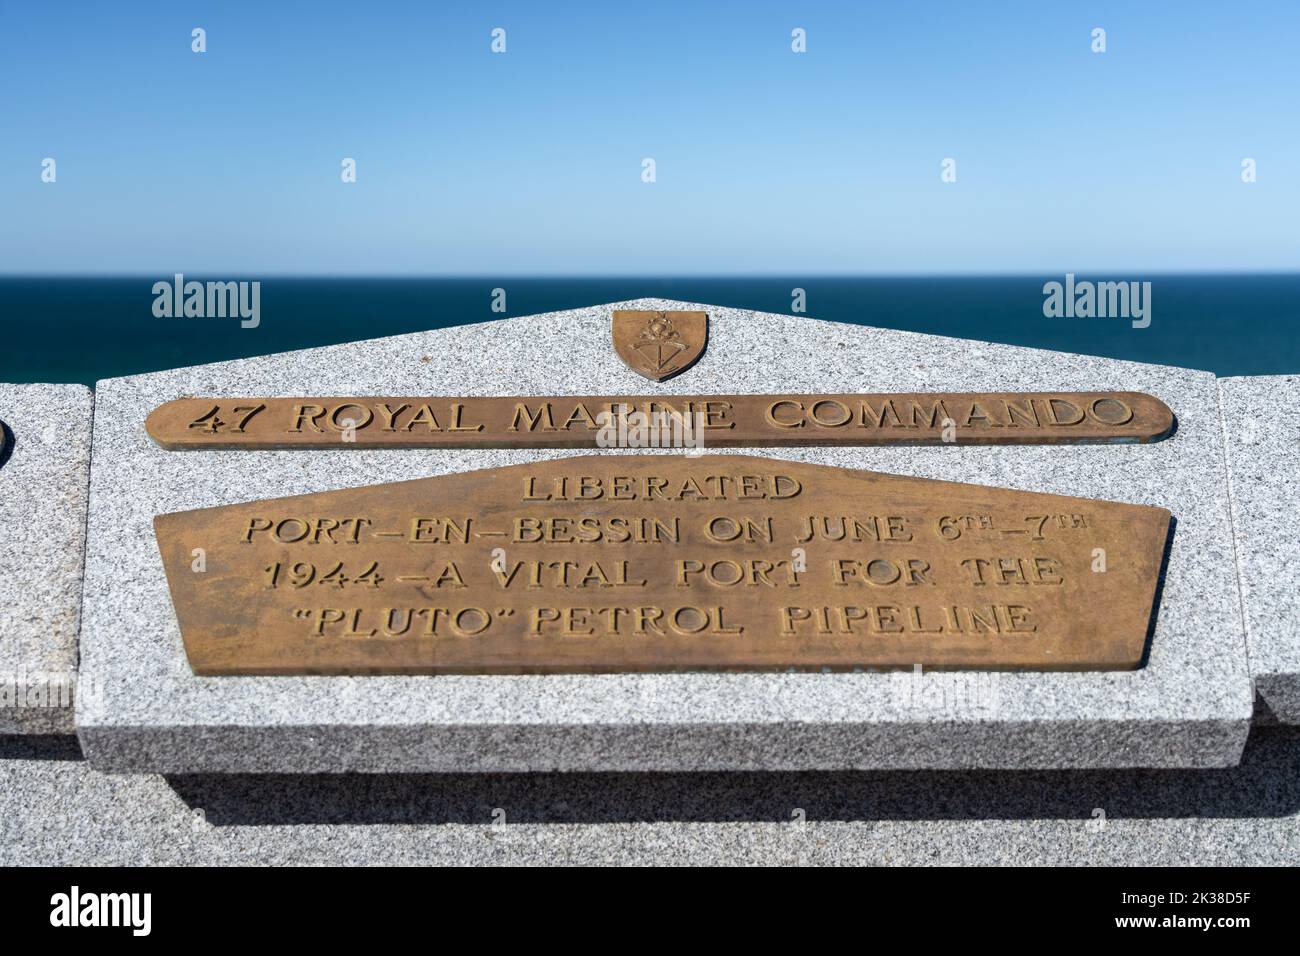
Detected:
left=1, top=274, right=1297, bottom=386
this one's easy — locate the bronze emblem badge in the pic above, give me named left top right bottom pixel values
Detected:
left=612, top=310, right=708, bottom=382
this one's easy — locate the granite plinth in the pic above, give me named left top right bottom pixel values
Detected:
left=0, top=383, right=93, bottom=734
left=1219, top=375, right=1300, bottom=722
left=75, top=301, right=1253, bottom=772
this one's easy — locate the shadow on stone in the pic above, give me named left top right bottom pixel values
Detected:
left=0, top=420, right=13, bottom=470
left=1139, top=513, right=1177, bottom=668
left=0, top=734, right=83, bottom=761
left=165, top=725, right=1300, bottom=827
left=1254, top=693, right=1280, bottom=726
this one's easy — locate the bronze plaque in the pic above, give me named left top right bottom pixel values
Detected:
left=155, top=455, right=1169, bottom=675
left=145, top=392, right=1174, bottom=449
left=612, top=310, right=708, bottom=381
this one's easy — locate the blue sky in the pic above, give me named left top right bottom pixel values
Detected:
left=1, top=1, right=1296, bottom=275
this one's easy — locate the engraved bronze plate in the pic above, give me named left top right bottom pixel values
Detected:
left=145, top=392, right=1174, bottom=449
left=155, top=455, right=1170, bottom=675
left=612, top=310, right=708, bottom=381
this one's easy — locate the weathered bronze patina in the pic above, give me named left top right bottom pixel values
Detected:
left=155, top=455, right=1169, bottom=675
left=612, top=310, right=708, bottom=381
left=145, top=392, right=1174, bottom=449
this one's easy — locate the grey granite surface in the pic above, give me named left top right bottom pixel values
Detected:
left=77, top=300, right=1253, bottom=772
left=0, top=384, right=93, bottom=734
left=4, top=727, right=1300, bottom=864
left=1219, top=375, right=1300, bottom=722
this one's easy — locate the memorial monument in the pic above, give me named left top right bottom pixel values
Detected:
left=70, top=299, right=1255, bottom=773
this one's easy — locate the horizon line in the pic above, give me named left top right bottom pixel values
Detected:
left=2, top=269, right=1298, bottom=280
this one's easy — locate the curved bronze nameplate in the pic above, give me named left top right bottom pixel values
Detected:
left=145, top=392, right=1175, bottom=449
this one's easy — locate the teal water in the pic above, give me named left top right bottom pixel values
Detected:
left=1, top=275, right=1297, bottom=386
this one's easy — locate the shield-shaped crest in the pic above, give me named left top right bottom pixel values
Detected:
left=611, top=310, right=708, bottom=382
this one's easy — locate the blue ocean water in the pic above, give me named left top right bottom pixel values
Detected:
left=0, top=275, right=1297, bottom=386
